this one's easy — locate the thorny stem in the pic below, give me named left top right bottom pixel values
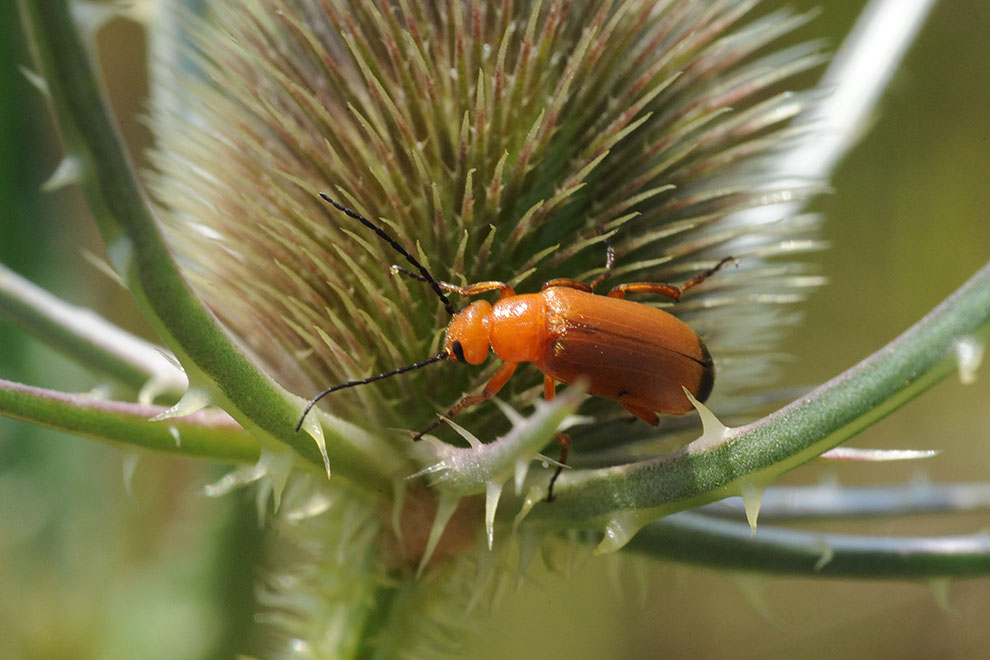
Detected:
left=0, top=377, right=258, bottom=462
left=527, top=262, right=990, bottom=527
left=629, top=511, right=990, bottom=578
left=0, top=263, right=186, bottom=400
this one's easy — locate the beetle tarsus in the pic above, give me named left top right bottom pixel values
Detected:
left=679, top=255, right=736, bottom=293
left=546, top=432, right=571, bottom=502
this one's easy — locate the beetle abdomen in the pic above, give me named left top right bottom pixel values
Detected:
left=537, top=287, right=713, bottom=415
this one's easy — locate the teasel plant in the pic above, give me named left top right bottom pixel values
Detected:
left=4, top=0, right=990, bottom=657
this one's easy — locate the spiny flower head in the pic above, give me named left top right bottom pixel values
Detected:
left=146, top=11, right=831, bottom=648
left=150, top=0, right=823, bottom=465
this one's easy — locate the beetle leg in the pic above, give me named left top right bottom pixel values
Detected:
left=413, top=362, right=518, bottom=440
left=607, top=281, right=683, bottom=301
left=587, top=222, right=614, bottom=291
left=452, top=281, right=517, bottom=299
left=621, top=402, right=660, bottom=426
left=607, top=256, right=735, bottom=301
left=543, top=375, right=556, bottom=400
left=541, top=278, right=593, bottom=293
left=680, top=255, right=735, bottom=292
left=546, top=432, right=570, bottom=502
left=541, top=376, right=572, bottom=502
left=545, top=224, right=616, bottom=294
left=391, top=265, right=517, bottom=299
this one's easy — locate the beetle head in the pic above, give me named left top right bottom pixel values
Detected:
left=444, top=300, right=492, bottom=364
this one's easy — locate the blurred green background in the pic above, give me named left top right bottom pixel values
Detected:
left=2, top=2, right=988, bottom=659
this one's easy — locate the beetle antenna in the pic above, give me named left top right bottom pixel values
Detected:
left=318, top=193, right=456, bottom=316
left=296, top=351, right=449, bottom=431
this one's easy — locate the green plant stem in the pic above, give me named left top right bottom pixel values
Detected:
left=0, top=263, right=186, bottom=398
left=527, top=262, right=990, bottom=526
left=699, top=482, right=990, bottom=521
left=0, top=377, right=258, bottom=461
left=17, top=0, right=403, bottom=491
left=628, top=512, right=990, bottom=578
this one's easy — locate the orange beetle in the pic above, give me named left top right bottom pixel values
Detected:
left=298, top=193, right=730, bottom=492
left=438, top=282, right=716, bottom=429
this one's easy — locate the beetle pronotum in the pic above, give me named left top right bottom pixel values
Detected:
left=298, top=193, right=731, bottom=497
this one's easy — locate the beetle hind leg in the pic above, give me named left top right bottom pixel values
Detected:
left=546, top=432, right=570, bottom=502
left=542, top=375, right=572, bottom=502
left=621, top=402, right=660, bottom=426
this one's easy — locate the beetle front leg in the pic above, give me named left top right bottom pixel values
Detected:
left=413, top=362, right=518, bottom=440
left=390, top=265, right=516, bottom=299
left=450, top=281, right=517, bottom=299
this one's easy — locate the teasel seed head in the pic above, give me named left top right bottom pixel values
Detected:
left=149, top=1, right=825, bottom=460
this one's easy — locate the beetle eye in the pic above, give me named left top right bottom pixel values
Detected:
left=451, top=341, right=466, bottom=363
